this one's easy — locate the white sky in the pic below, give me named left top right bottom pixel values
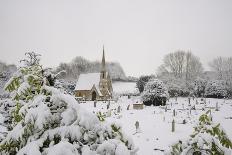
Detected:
left=0, top=0, right=232, bottom=77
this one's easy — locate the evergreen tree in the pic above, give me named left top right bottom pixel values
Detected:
left=0, top=52, right=136, bottom=155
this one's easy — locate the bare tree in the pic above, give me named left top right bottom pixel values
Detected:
left=209, top=57, right=232, bottom=86
left=163, top=50, right=185, bottom=78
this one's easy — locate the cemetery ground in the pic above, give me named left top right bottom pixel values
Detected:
left=79, top=97, right=232, bottom=155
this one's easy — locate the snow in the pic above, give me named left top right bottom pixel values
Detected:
left=1, top=81, right=232, bottom=154
left=78, top=96, right=232, bottom=155
left=112, top=82, right=138, bottom=94
left=75, top=73, right=102, bottom=95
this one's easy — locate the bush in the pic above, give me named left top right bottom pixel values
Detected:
left=0, top=52, right=136, bottom=155
left=141, top=79, right=169, bottom=106
left=205, top=80, right=227, bottom=98
left=136, top=75, right=153, bottom=93
left=166, top=110, right=232, bottom=154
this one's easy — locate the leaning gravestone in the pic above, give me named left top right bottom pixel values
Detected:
left=127, top=104, right=130, bottom=110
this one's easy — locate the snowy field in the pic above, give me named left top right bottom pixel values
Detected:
left=79, top=97, right=232, bottom=155
left=112, top=82, right=138, bottom=94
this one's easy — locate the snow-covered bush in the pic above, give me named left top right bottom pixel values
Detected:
left=136, top=75, right=153, bottom=93
left=141, top=79, right=169, bottom=106
left=205, top=80, right=227, bottom=98
left=0, top=52, right=136, bottom=155
left=166, top=110, right=232, bottom=154
left=193, top=78, right=207, bottom=97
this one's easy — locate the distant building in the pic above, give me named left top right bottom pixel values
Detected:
left=74, top=47, right=113, bottom=100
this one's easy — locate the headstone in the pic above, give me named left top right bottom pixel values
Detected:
left=135, top=121, right=140, bottom=132
left=173, top=109, right=176, bottom=117
left=94, top=100, right=97, bottom=108
left=106, top=110, right=111, bottom=117
left=117, top=106, right=121, bottom=113
left=133, top=104, right=144, bottom=110
left=183, top=119, right=186, bottom=124
left=107, top=102, right=110, bottom=110
left=216, top=102, right=219, bottom=111
left=127, top=104, right=130, bottom=110
left=172, top=119, right=175, bottom=132
left=188, top=97, right=191, bottom=105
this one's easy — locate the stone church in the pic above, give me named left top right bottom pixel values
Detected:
left=74, top=48, right=113, bottom=101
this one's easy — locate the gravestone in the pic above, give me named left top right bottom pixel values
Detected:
left=94, top=100, right=97, bottom=108
left=172, top=119, right=175, bottom=132
left=133, top=104, right=144, bottom=110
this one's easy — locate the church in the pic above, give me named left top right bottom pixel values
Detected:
left=74, top=47, right=113, bottom=101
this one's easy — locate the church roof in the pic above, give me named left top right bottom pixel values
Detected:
left=75, top=73, right=102, bottom=96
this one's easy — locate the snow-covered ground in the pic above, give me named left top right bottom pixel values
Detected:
left=0, top=81, right=232, bottom=154
left=79, top=96, right=232, bottom=155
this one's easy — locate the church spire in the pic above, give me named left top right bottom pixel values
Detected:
left=101, top=45, right=106, bottom=72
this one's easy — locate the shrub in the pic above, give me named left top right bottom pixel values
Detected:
left=166, top=110, right=232, bottom=154
left=205, top=80, right=227, bottom=98
left=141, top=79, right=169, bottom=106
left=0, top=52, right=136, bottom=155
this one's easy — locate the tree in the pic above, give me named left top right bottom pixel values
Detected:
left=0, top=52, right=136, bottom=155
left=136, top=75, right=153, bottom=93
left=209, top=57, right=232, bottom=98
left=141, top=78, right=169, bottom=106
left=157, top=51, right=203, bottom=96
left=55, top=57, right=127, bottom=81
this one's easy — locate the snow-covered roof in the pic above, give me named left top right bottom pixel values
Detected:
left=75, top=73, right=102, bottom=96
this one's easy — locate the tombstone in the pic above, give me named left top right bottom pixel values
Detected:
left=188, top=97, right=191, bottom=105
left=133, top=104, right=144, bottom=110
left=173, top=109, right=176, bottom=117
left=117, top=106, right=121, bottom=113
left=135, top=121, right=140, bottom=132
left=107, top=102, right=110, bottom=110
left=106, top=110, right=111, bottom=117
left=127, top=104, right=130, bottom=110
left=172, top=119, right=175, bottom=132
left=183, top=119, right=186, bottom=124
left=94, top=100, right=97, bottom=108
left=215, top=102, right=219, bottom=111
left=128, top=95, right=131, bottom=99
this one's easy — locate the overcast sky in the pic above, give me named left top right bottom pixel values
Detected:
left=0, top=0, right=232, bottom=77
